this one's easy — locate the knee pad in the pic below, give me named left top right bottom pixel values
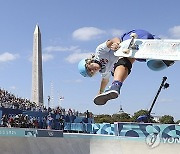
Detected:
left=114, top=58, right=132, bottom=74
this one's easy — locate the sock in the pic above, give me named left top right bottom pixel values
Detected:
left=112, top=80, right=123, bottom=87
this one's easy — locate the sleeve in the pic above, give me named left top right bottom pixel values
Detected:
left=95, top=41, right=110, bottom=55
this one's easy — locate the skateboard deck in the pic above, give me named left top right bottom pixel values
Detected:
left=114, top=39, right=180, bottom=61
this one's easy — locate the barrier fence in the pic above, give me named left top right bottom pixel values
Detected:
left=0, top=122, right=180, bottom=139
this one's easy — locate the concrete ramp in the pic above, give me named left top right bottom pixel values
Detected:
left=65, top=134, right=180, bottom=154
left=0, top=133, right=179, bottom=154
left=0, top=137, right=90, bottom=154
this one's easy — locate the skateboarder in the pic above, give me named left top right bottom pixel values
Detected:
left=78, top=29, right=174, bottom=105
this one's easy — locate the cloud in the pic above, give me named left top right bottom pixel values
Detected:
left=29, top=46, right=81, bottom=62
left=42, top=53, right=54, bottom=62
left=65, top=52, right=93, bottom=63
left=0, top=52, right=18, bottom=62
left=169, top=26, right=180, bottom=38
left=72, top=27, right=106, bottom=41
left=44, top=45, right=79, bottom=53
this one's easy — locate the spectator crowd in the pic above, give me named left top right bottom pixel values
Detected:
left=0, top=88, right=92, bottom=131
left=1, top=113, right=65, bottom=130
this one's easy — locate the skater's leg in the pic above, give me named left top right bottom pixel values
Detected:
left=106, top=57, right=135, bottom=95
left=94, top=58, right=135, bottom=105
left=113, top=58, right=135, bottom=82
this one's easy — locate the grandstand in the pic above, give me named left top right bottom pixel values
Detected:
left=0, top=88, right=94, bottom=132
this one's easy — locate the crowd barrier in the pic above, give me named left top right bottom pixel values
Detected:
left=114, top=122, right=180, bottom=138
left=0, top=122, right=180, bottom=139
left=0, top=127, right=63, bottom=137
left=64, top=123, right=114, bottom=135
left=64, top=122, right=180, bottom=139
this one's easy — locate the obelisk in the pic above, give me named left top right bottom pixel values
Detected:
left=31, top=25, right=44, bottom=106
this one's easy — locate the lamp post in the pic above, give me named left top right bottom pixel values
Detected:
left=147, top=76, right=169, bottom=122
left=137, top=76, right=169, bottom=123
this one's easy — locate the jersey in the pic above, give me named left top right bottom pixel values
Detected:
left=95, top=41, right=119, bottom=79
left=94, top=30, right=155, bottom=78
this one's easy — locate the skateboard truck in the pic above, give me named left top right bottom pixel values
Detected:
left=123, top=33, right=138, bottom=54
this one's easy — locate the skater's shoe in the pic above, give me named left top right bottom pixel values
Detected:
left=94, top=84, right=121, bottom=105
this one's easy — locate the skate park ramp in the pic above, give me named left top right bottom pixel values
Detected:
left=0, top=131, right=179, bottom=154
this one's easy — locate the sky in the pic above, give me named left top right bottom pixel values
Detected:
left=0, top=0, right=180, bottom=120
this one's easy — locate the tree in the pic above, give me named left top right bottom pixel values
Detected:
left=131, top=109, right=149, bottom=122
left=176, top=120, right=180, bottom=124
left=112, top=113, right=132, bottom=122
left=94, top=114, right=113, bottom=123
left=159, top=115, right=175, bottom=124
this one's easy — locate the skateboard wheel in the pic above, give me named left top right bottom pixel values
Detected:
left=123, top=49, right=130, bottom=54
left=130, top=33, right=138, bottom=38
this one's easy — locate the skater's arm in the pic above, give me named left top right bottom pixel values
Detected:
left=98, top=78, right=109, bottom=94
left=95, top=37, right=121, bottom=55
left=106, top=37, right=121, bottom=51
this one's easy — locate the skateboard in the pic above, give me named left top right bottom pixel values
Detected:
left=114, top=33, right=180, bottom=61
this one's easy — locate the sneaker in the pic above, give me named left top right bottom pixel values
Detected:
left=94, top=84, right=121, bottom=105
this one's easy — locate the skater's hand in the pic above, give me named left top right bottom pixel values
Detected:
left=110, top=43, right=120, bottom=51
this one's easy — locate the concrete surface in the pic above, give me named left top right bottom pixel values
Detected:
left=0, top=133, right=179, bottom=154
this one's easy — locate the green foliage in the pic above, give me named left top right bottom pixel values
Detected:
left=93, top=110, right=176, bottom=124
left=112, top=113, right=131, bottom=122
left=94, top=114, right=113, bottom=123
left=94, top=113, right=132, bottom=123
left=159, top=115, right=175, bottom=124
left=131, top=109, right=149, bottom=122
left=176, top=120, right=180, bottom=124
